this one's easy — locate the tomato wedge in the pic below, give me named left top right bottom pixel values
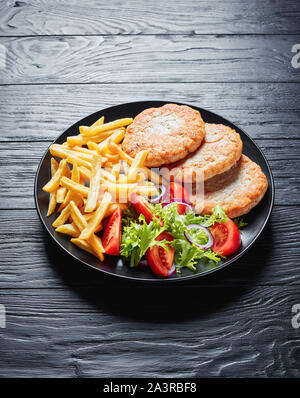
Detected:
left=130, top=192, right=163, bottom=226
left=102, top=207, right=122, bottom=255
left=169, top=182, right=190, bottom=203
left=146, top=232, right=175, bottom=277
left=211, top=218, right=241, bottom=256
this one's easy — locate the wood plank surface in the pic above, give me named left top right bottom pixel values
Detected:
left=0, top=0, right=299, bottom=35
left=0, top=206, right=299, bottom=289
left=0, top=83, right=300, bottom=142
left=0, top=35, right=300, bottom=84
left=0, top=285, right=299, bottom=377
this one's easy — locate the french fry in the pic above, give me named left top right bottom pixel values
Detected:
left=107, top=142, right=133, bottom=164
left=127, top=150, right=148, bottom=182
left=79, top=192, right=112, bottom=240
left=55, top=223, right=80, bottom=238
left=102, top=182, right=137, bottom=203
left=71, top=238, right=95, bottom=255
left=52, top=203, right=71, bottom=228
left=79, top=118, right=133, bottom=136
left=46, top=158, right=59, bottom=216
left=91, top=116, right=104, bottom=127
left=85, top=155, right=102, bottom=213
left=60, top=176, right=89, bottom=197
left=78, top=166, right=91, bottom=182
left=58, top=163, right=81, bottom=211
left=67, top=130, right=115, bottom=147
left=87, top=234, right=104, bottom=261
left=111, top=163, right=121, bottom=180
left=98, top=128, right=125, bottom=154
left=56, top=187, right=67, bottom=203
left=66, top=155, right=92, bottom=169
left=135, top=185, right=158, bottom=197
left=70, top=201, right=88, bottom=231
left=50, top=144, right=94, bottom=163
left=43, top=159, right=70, bottom=193
left=87, top=141, right=101, bottom=154
left=72, top=146, right=98, bottom=155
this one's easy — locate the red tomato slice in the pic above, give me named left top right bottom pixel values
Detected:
left=102, top=207, right=122, bottom=255
left=130, top=192, right=163, bottom=226
left=146, top=232, right=175, bottom=277
left=211, top=218, right=241, bottom=256
left=169, top=182, right=190, bottom=203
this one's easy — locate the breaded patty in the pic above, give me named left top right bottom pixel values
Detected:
left=191, top=155, right=268, bottom=218
left=122, top=103, right=205, bottom=167
left=167, top=123, right=243, bottom=182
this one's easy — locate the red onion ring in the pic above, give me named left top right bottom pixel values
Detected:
left=150, top=185, right=167, bottom=204
left=167, top=263, right=176, bottom=276
left=184, top=224, right=213, bottom=250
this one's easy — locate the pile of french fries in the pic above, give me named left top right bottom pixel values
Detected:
left=43, top=116, right=162, bottom=261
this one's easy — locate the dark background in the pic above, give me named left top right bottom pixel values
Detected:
left=0, top=0, right=300, bottom=377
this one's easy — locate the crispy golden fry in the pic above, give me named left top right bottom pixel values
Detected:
left=52, top=203, right=71, bottom=228
left=70, top=201, right=88, bottom=231
left=55, top=223, right=80, bottom=238
left=108, top=142, right=133, bottom=164
left=56, top=187, right=67, bottom=203
left=43, top=159, right=70, bottom=193
left=78, top=166, right=91, bottom=182
left=100, top=168, right=116, bottom=183
left=98, top=128, right=125, bottom=154
left=51, top=157, right=59, bottom=173
left=66, top=155, right=92, bottom=169
left=58, top=163, right=81, bottom=211
left=60, top=176, right=89, bottom=197
left=91, top=116, right=104, bottom=127
left=72, top=146, right=98, bottom=155
left=50, top=144, right=95, bottom=163
left=67, top=130, right=115, bottom=147
left=79, top=192, right=112, bottom=240
left=127, top=150, right=148, bottom=182
left=87, top=141, right=101, bottom=154
left=85, top=155, right=102, bottom=213
left=135, top=185, right=158, bottom=197
left=46, top=158, right=59, bottom=216
left=111, top=163, right=121, bottom=180
left=102, top=182, right=137, bottom=203
left=87, top=234, right=104, bottom=261
left=79, top=118, right=133, bottom=137
left=105, top=153, right=120, bottom=162
left=71, top=238, right=95, bottom=255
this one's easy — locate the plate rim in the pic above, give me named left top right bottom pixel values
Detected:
left=34, top=100, right=275, bottom=283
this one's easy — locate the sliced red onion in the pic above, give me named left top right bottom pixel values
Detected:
left=150, top=185, right=167, bottom=204
left=184, top=224, right=213, bottom=250
left=162, top=201, right=193, bottom=214
left=167, top=263, right=176, bottom=276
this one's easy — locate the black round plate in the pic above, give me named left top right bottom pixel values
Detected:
left=35, top=101, right=274, bottom=283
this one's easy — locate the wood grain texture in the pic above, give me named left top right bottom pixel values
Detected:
left=0, top=140, right=298, bottom=208
left=0, top=0, right=299, bottom=35
left=0, top=206, right=299, bottom=289
left=0, top=285, right=299, bottom=377
left=0, top=83, right=300, bottom=141
left=0, top=35, right=300, bottom=84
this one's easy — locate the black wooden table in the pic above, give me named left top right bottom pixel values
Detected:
left=0, top=0, right=300, bottom=378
